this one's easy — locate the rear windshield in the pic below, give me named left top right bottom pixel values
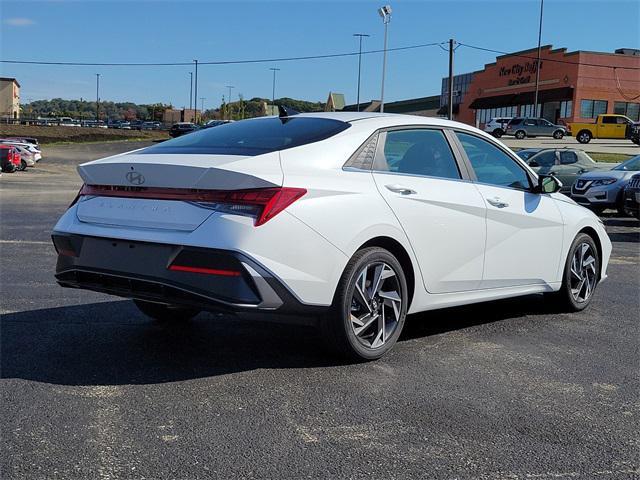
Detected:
left=142, top=117, right=351, bottom=156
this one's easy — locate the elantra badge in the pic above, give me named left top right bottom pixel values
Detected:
left=126, top=171, right=145, bottom=185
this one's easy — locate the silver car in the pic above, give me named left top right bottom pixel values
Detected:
left=505, top=117, right=566, bottom=139
left=571, top=154, right=640, bottom=215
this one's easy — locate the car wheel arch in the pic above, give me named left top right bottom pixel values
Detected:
left=577, top=226, right=603, bottom=281
left=355, top=236, right=416, bottom=308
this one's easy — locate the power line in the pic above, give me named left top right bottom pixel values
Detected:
left=458, top=42, right=640, bottom=71
left=0, top=42, right=445, bottom=67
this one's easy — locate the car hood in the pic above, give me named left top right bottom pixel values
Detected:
left=578, top=169, right=636, bottom=180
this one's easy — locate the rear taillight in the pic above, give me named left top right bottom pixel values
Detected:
left=78, top=185, right=307, bottom=226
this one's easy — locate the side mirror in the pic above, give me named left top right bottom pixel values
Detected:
left=536, top=174, right=562, bottom=194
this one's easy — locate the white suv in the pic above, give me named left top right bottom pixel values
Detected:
left=483, top=117, right=512, bottom=138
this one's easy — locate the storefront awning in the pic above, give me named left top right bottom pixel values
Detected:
left=468, top=87, right=573, bottom=109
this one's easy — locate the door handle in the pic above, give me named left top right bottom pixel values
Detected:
left=385, top=184, right=417, bottom=195
left=486, top=197, right=509, bottom=208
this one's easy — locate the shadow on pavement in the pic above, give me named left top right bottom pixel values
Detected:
left=1, top=293, right=558, bottom=386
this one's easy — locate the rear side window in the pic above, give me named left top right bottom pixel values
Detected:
left=143, top=117, right=350, bottom=156
left=529, top=150, right=556, bottom=167
left=379, top=129, right=461, bottom=180
left=509, top=118, right=523, bottom=126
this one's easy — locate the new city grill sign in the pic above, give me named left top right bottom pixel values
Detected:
left=499, top=61, right=542, bottom=86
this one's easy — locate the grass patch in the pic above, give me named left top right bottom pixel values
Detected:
left=586, top=152, right=633, bottom=163
left=0, top=124, right=168, bottom=144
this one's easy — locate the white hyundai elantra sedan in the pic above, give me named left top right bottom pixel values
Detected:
left=52, top=109, right=611, bottom=360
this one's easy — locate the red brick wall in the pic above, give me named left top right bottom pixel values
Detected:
left=457, top=46, right=640, bottom=126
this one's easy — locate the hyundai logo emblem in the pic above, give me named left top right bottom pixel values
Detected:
left=126, top=171, right=145, bottom=185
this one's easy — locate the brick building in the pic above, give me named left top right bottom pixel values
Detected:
left=441, top=46, right=640, bottom=127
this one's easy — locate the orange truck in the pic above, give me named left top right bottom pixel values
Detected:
left=568, top=114, right=639, bottom=144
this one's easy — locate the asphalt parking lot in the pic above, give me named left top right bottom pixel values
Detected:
left=500, top=136, right=639, bottom=156
left=1, top=141, right=639, bottom=479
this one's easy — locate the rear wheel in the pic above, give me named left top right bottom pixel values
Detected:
left=553, top=130, right=564, bottom=140
left=577, top=130, right=592, bottom=144
left=134, top=299, right=200, bottom=322
left=515, top=130, right=526, bottom=140
left=549, top=233, right=600, bottom=312
left=492, top=129, right=504, bottom=138
left=320, top=247, right=408, bottom=361
left=20, top=160, right=27, bottom=171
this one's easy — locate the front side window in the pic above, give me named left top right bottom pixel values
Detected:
left=455, top=132, right=531, bottom=191
left=380, top=129, right=460, bottom=180
left=529, top=150, right=556, bottom=167
left=560, top=151, right=578, bottom=165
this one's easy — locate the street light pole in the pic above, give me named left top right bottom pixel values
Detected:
left=448, top=39, right=455, bottom=121
left=189, top=72, right=193, bottom=112
left=353, top=34, right=370, bottom=112
left=193, top=59, right=199, bottom=123
left=533, top=0, right=544, bottom=116
left=226, top=85, right=234, bottom=120
left=378, top=5, right=392, bottom=113
left=95, top=73, right=100, bottom=122
left=200, top=97, right=206, bottom=118
left=269, top=68, right=280, bottom=107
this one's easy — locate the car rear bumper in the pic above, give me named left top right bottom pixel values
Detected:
left=52, top=232, right=325, bottom=322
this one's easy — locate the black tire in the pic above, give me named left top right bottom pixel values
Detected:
left=548, top=233, right=600, bottom=312
left=577, top=130, right=592, bottom=144
left=492, top=129, right=504, bottom=138
left=20, top=160, right=27, bottom=171
left=553, top=130, right=564, bottom=140
left=319, top=247, right=408, bottom=361
left=134, top=299, right=200, bottom=322
left=515, top=130, right=526, bottom=140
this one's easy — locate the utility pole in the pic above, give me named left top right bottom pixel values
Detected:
left=95, top=74, right=100, bottom=122
left=193, top=59, right=198, bottom=123
left=269, top=68, right=280, bottom=107
left=189, top=72, right=193, bottom=111
left=533, top=0, right=544, bottom=116
left=226, top=85, right=234, bottom=120
left=448, top=39, right=455, bottom=121
left=378, top=5, right=391, bottom=113
left=353, top=34, right=370, bottom=112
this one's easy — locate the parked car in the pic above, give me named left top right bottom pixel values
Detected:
left=568, top=114, right=639, bottom=144
left=515, top=148, right=542, bottom=161
left=141, top=121, right=161, bottom=130
left=1, top=136, right=39, bottom=147
left=524, top=148, right=614, bottom=195
left=505, top=117, right=566, bottom=139
left=201, top=119, right=234, bottom=129
left=52, top=111, right=611, bottom=360
left=623, top=173, right=640, bottom=218
left=483, top=117, right=512, bottom=138
left=631, top=123, right=640, bottom=145
left=571, top=155, right=640, bottom=214
left=0, top=145, right=20, bottom=172
left=129, top=120, right=144, bottom=130
left=5, top=143, right=39, bottom=170
left=169, top=122, right=199, bottom=137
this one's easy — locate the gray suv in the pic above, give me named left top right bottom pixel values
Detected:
left=505, top=117, right=566, bottom=140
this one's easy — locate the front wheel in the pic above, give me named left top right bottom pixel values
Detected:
left=553, top=130, right=564, bottom=140
left=134, top=299, right=200, bottom=322
left=549, top=233, right=600, bottom=312
left=320, top=247, right=408, bottom=361
left=492, top=129, right=504, bottom=138
left=515, top=130, right=526, bottom=140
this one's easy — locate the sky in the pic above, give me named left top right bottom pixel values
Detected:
left=1, top=0, right=639, bottom=110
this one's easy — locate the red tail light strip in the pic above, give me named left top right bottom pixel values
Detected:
left=79, top=185, right=307, bottom=226
left=168, top=265, right=241, bottom=277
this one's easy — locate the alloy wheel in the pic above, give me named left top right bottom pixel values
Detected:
left=349, top=262, right=402, bottom=349
left=569, top=243, right=597, bottom=303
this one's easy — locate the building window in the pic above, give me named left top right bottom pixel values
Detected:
left=614, top=101, right=640, bottom=121
left=580, top=99, right=608, bottom=118
left=521, top=104, right=541, bottom=117
left=559, top=100, right=572, bottom=118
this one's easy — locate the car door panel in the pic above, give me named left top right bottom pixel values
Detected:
left=372, top=128, right=487, bottom=294
left=454, top=131, right=565, bottom=288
